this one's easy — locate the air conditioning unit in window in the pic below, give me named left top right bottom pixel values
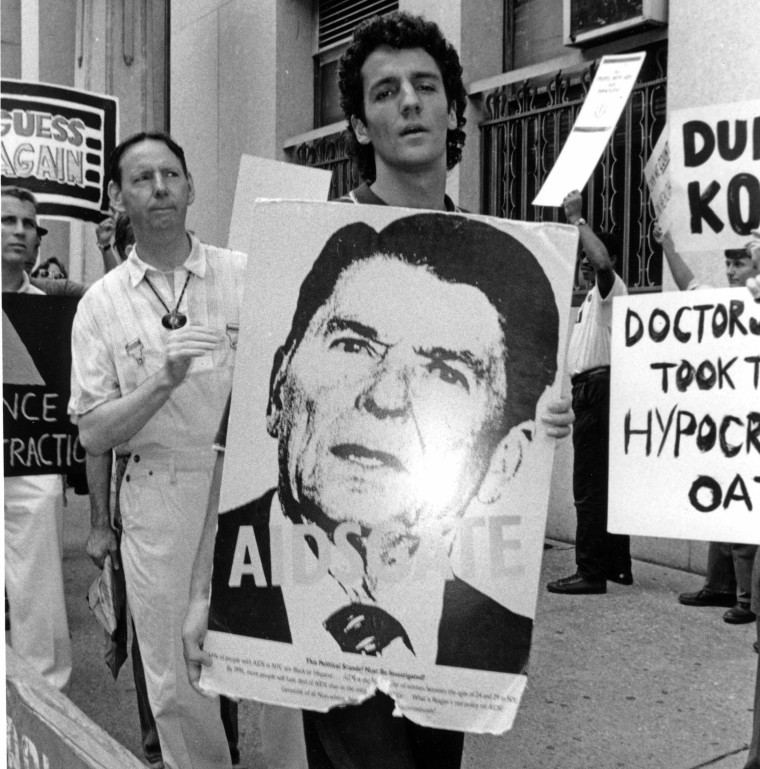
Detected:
left=564, top=0, right=668, bottom=47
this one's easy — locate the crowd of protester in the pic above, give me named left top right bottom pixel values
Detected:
left=3, top=10, right=760, bottom=769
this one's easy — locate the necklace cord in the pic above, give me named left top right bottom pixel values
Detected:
left=143, top=271, right=192, bottom=316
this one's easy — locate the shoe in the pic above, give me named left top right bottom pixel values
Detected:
left=606, top=570, right=633, bottom=585
left=547, top=572, right=606, bottom=594
left=677, top=588, right=735, bottom=608
left=723, top=603, right=756, bottom=624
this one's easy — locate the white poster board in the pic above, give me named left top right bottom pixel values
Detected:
left=609, top=288, right=760, bottom=544
left=644, top=124, right=672, bottom=231
left=227, top=155, right=333, bottom=251
left=668, top=100, right=760, bottom=253
left=533, top=52, right=646, bottom=207
left=205, top=200, right=578, bottom=734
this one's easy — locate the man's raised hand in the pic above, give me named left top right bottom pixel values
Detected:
left=164, top=326, right=222, bottom=387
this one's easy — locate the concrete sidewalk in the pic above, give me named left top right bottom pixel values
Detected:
left=58, top=494, right=756, bottom=768
left=463, top=542, right=755, bottom=769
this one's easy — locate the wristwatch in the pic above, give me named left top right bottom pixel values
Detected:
left=98, top=243, right=112, bottom=251
left=571, top=218, right=587, bottom=226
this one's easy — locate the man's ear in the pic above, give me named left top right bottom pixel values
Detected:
left=187, top=172, right=196, bottom=206
left=266, top=346, right=288, bottom=437
left=476, top=422, right=533, bottom=506
left=108, top=181, right=125, bottom=214
left=447, top=104, right=458, bottom=132
left=351, top=115, right=372, bottom=146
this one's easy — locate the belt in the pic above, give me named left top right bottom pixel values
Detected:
left=571, top=365, right=610, bottom=386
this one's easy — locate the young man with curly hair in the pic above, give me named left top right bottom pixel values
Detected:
left=336, top=11, right=468, bottom=212
left=183, top=12, right=572, bottom=769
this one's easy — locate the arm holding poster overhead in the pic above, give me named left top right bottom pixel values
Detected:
left=563, top=190, right=616, bottom=297
left=653, top=223, right=696, bottom=291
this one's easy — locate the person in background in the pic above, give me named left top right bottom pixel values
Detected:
left=87, top=208, right=240, bottom=769
left=546, top=189, right=632, bottom=595
left=733, top=244, right=759, bottom=769
left=70, top=131, right=246, bottom=769
left=2, top=185, right=72, bottom=692
left=95, top=211, right=124, bottom=272
left=31, top=255, right=68, bottom=280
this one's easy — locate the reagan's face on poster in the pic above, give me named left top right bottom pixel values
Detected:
left=267, top=254, right=514, bottom=539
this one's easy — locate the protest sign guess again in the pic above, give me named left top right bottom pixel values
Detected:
left=1, top=80, right=118, bottom=222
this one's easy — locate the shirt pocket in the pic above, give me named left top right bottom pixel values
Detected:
left=116, top=341, right=165, bottom=393
left=212, top=322, right=238, bottom=375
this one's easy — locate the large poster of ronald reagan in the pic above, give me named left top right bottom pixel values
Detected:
left=201, top=200, right=577, bottom=734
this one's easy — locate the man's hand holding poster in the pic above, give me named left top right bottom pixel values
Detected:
left=609, top=288, right=760, bottom=544
left=202, top=201, right=577, bottom=734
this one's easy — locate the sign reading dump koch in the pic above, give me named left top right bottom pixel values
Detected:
left=668, top=99, right=760, bottom=253
left=609, top=288, right=760, bottom=545
left=3, top=295, right=85, bottom=477
left=202, top=200, right=577, bottom=734
left=1, top=79, right=118, bottom=222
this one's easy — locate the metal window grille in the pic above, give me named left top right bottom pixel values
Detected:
left=317, top=0, right=399, bottom=51
left=481, top=41, right=668, bottom=299
left=314, top=0, right=399, bottom=127
left=293, top=133, right=359, bottom=200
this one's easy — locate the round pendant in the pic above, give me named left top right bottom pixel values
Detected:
left=162, top=311, right=187, bottom=330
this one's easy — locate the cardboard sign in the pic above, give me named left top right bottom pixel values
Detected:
left=205, top=200, right=577, bottom=734
left=227, top=155, right=333, bottom=252
left=668, top=99, right=760, bottom=253
left=533, top=52, right=646, bottom=207
left=3, top=294, right=86, bottom=478
left=1, top=79, right=118, bottom=222
left=644, top=124, right=672, bottom=230
left=609, top=288, right=760, bottom=544
left=6, top=645, right=145, bottom=769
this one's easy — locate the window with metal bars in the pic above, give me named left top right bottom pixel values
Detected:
left=314, top=0, right=398, bottom=128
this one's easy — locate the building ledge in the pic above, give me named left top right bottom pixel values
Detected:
left=283, top=121, right=345, bottom=150
left=467, top=26, right=668, bottom=97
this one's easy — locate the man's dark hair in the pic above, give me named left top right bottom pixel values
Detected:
left=338, top=12, right=468, bottom=184
left=114, top=214, right=135, bottom=261
left=279, top=213, right=559, bottom=436
left=1, top=185, right=38, bottom=211
left=108, top=131, right=189, bottom=187
left=595, top=231, right=623, bottom=275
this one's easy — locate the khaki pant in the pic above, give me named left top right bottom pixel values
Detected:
left=5, top=474, right=71, bottom=692
left=120, top=450, right=230, bottom=769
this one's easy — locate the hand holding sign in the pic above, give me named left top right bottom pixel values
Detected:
left=164, top=325, right=222, bottom=386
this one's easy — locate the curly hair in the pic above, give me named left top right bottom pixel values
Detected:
left=338, top=12, right=468, bottom=184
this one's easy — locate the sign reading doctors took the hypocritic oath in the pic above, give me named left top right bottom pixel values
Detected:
left=609, top=288, right=760, bottom=544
